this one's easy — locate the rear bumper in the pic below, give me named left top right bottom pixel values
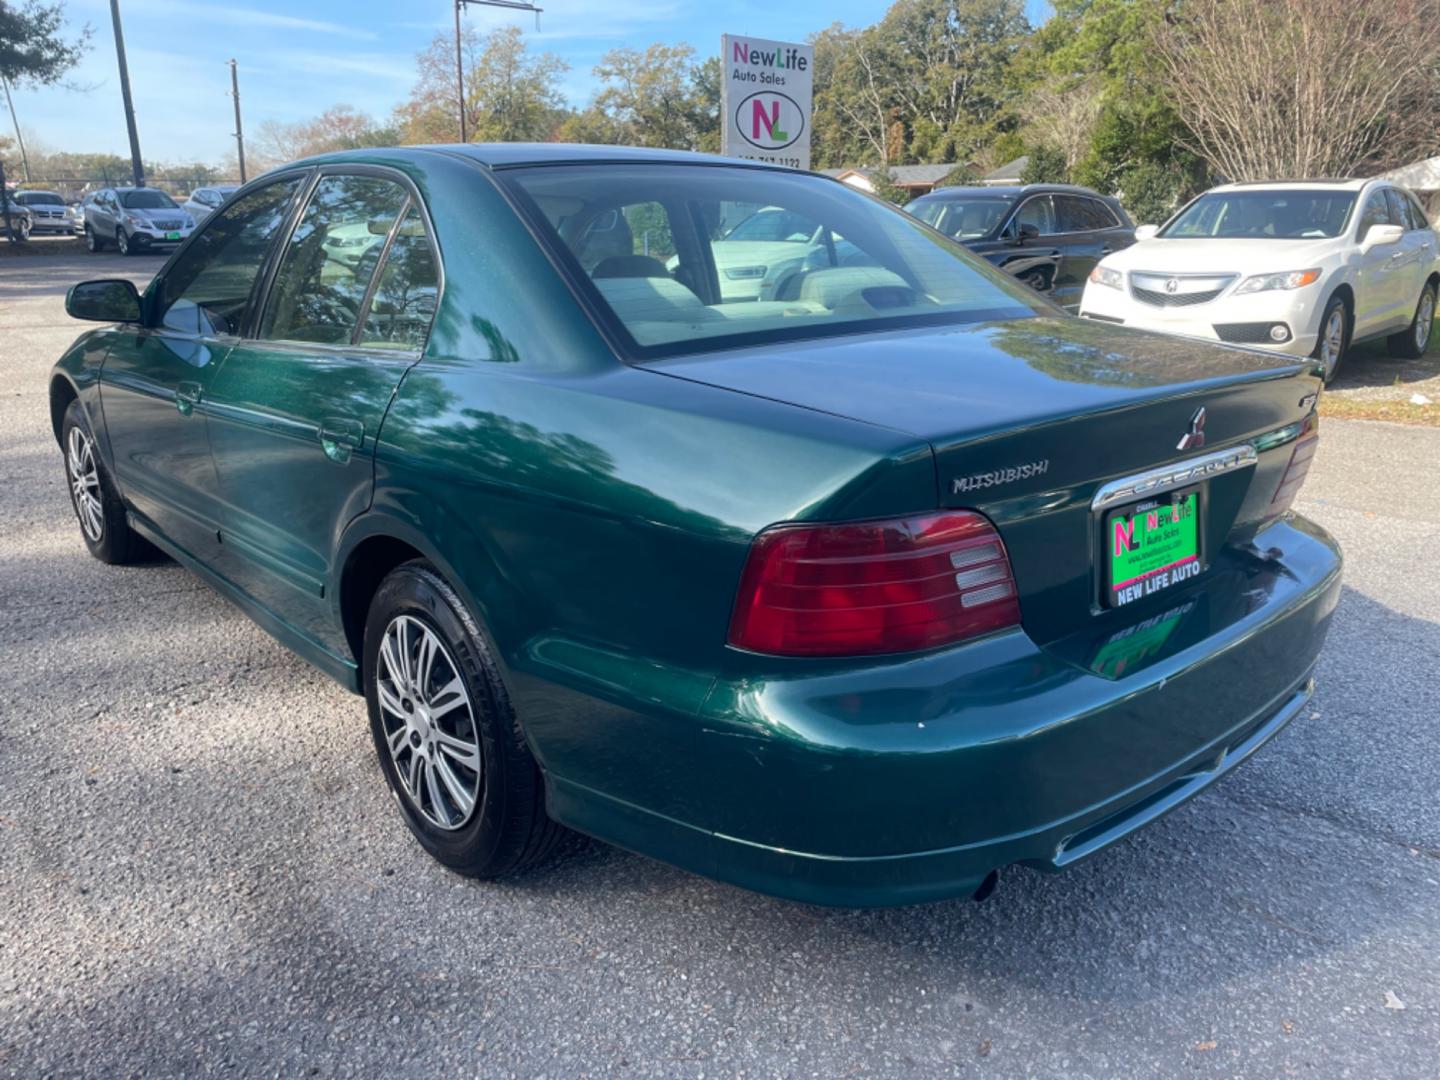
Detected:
left=541, top=516, right=1342, bottom=906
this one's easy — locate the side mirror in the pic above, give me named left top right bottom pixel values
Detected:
left=1134, top=224, right=1159, bottom=241
left=1361, top=223, right=1404, bottom=252
left=1016, top=222, right=1040, bottom=243
left=66, top=279, right=142, bottom=323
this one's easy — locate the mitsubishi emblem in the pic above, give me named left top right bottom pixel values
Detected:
left=1176, top=406, right=1207, bottom=450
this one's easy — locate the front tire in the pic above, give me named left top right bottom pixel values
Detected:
left=1312, top=294, right=1350, bottom=383
left=1387, top=282, right=1436, bottom=359
left=363, top=561, right=564, bottom=878
left=116, top=228, right=132, bottom=256
left=85, top=225, right=104, bottom=252
left=61, top=399, right=150, bottom=564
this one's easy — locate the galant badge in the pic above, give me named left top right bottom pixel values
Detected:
left=1176, top=406, right=1207, bottom=450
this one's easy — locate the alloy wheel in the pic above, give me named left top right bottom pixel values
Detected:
left=376, top=614, right=482, bottom=831
left=1319, top=306, right=1345, bottom=379
left=66, top=426, right=104, bottom=542
left=1416, top=290, right=1435, bottom=352
left=116, top=229, right=128, bottom=255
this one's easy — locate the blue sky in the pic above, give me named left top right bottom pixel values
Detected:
left=2, top=0, right=1052, bottom=167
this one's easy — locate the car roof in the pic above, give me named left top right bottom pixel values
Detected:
left=1208, top=178, right=1372, bottom=193
left=288, top=143, right=785, bottom=172
left=910, top=183, right=1111, bottom=200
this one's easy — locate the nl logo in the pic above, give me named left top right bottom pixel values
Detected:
left=734, top=91, right=805, bottom=150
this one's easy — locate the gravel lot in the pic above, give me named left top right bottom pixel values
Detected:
left=2, top=252, right=1438, bottom=1078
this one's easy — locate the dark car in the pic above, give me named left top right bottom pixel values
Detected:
left=51, top=146, right=1339, bottom=907
left=908, top=184, right=1135, bottom=311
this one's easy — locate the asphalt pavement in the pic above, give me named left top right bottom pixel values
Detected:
left=2, top=251, right=1438, bottom=1078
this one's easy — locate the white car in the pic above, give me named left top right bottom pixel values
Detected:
left=180, top=185, right=239, bottom=224
left=1080, top=179, right=1438, bottom=380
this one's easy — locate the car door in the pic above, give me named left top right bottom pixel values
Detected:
left=1386, top=187, right=1432, bottom=319
left=202, top=169, right=440, bottom=654
left=89, top=191, right=116, bottom=237
left=996, top=194, right=1062, bottom=299
left=98, top=175, right=307, bottom=564
left=1351, top=188, right=1407, bottom=338
left=1051, top=195, right=1112, bottom=311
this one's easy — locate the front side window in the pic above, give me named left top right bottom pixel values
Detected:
left=260, top=174, right=410, bottom=346
left=1013, top=196, right=1056, bottom=236
left=158, top=176, right=305, bottom=337
left=1165, top=190, right=1357, bottom=240
left=1406, top=192, right=1430, bottom=230
left=1356, top=191, right=1393, bottom=236
left=503, top=164, right=1041, bottom=359
left=1385, top=189, right=1416, bottom=231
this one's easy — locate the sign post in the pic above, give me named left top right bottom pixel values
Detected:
left=720, top=34, right=813, bottom=171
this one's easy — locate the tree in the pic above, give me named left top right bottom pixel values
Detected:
left=253, top=106, right=399, bottom=169
left=586, top=43, right=717, bottom=151
left=395, top=24, right=567, bottom=145
left=1154, top=0, right=1440, bottom=179
left=1020, top=144, right=1068, bottom=184
left=0, top=0, right=89, bottom=87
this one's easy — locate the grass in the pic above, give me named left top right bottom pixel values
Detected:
left=1318, top=315, right=1440, bottom=426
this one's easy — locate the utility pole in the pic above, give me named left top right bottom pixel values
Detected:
left=452, top=0, right=544, bottom=144
left=1, top=77, right=30, bottom=182
left=109, top=0, right=145, bottom=187
left=228, top=59, right=246, bottom=183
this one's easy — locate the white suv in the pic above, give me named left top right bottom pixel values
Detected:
left=1080, top=179, right=1438, bottom=380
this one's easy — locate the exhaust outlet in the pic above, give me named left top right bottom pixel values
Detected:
left=972, top=869, right=999, bottom=903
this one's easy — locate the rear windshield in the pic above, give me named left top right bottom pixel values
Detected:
left=19, top=192, right=64, bottom=206
left=501, top=164, right=1041, bottom=359
left=909, top=196, right=1013, bottom=240
left=120, top=189, right=180, bottom=210
left=1162, top=190, right=1356, bottom=239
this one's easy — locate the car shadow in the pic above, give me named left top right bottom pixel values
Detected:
left=1329, top=317, right=1440, bottom=392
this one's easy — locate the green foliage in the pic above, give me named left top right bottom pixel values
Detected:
left=0, top=0, right=89, bottom=87
left=869, top=167, right=910, bottom=206
left=1021, top=144, right=1068, bottom=184
left=1114, top=161, right=1181, bottom=226
left=589, top=43, right=718, bottom=152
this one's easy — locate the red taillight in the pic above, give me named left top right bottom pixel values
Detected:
left=727, top=511, right=1021, bottom=657
left=1271, top=412, right=1319, bottom=512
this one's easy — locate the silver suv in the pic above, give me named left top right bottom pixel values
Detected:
left=84, top=187, right=196, bottom=255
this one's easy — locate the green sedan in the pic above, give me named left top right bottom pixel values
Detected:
left=49, top=146, right=1341, bottom=906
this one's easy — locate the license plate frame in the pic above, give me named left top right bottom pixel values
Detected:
left=165, top=231, right=181, bottom=241
left=1104, top=485, right=1204, bottom=607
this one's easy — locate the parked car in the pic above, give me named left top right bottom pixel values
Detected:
left=906, top=184, right=1136, bottom=310
left=1, top=195, right=31, bottom=241
left=13, top=190, right=83, bottom=235
left=1080, top=179, right=1439, bottom=381
left=83, top=186, right=196, bottom=255
left=51, top=145, right=1340, bottom=907
left=180, top=184, right=239, bottom=224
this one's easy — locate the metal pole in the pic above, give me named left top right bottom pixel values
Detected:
left=1, top=77, right=30, bottom=182
left=228, top=59, right=247, bottom=183
left=0, top=159, right=12, bottom=242
left=109, top=0, right=145, bottom=187
left=454, top=1, right=466, bottom=143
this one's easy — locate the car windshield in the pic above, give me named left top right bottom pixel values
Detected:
left=20, top=192, right=63, bottom=206
left=910, top=197, right=1013, bottom=240
left=1162, top=190, right=1356, bottom=240
left=119, top=189, right=180, bottom=210
left=503, top=165, right=1041, bottom=359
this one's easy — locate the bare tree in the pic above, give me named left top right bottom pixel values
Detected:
left=1022, top=77, right=1102, bottom=171
left=1154, top=0, right=1440, bottom=180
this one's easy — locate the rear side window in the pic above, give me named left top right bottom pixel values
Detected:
left=260, top=174, right=410, bottom=346
left=158, top=176, right=304, bottom=337
left=1054, top=195, right=1114, bottom=233
left=357, top=206, right=440, bottom=351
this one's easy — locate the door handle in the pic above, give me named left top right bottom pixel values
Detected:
left=175, top=381, right=202, bottom=417
left=318, top=417, right=364, bottom=463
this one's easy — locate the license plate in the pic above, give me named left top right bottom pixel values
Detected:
left=1105, top=487, right=1202, bottom=606
left=165, top=231, right=181, bottom=240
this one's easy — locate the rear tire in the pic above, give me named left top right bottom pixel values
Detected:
left=61, top=399, right=150, bottom=565
left=363, top=560, right=565, bottom=878
left=1387, top=282, right=1436, bottom=359
left=1312, top=294, right=1349, bottom=383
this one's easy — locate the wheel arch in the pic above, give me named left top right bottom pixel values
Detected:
left=49, top=373, right=80, bottom=445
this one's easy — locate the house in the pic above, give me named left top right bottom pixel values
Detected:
left=820, top=156, right=1030, bottom=197
left=1378, top=155, right=1440, bottom=219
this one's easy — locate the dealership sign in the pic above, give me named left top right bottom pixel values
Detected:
left=720, top=34, right=813, bottom=171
